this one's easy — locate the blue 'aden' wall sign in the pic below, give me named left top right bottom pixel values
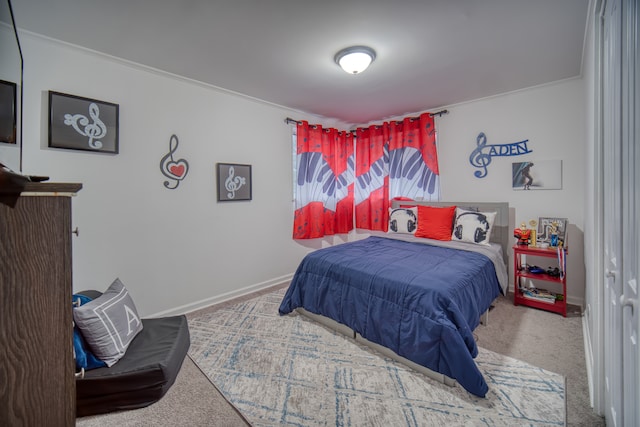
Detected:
left=469, top=132, right=532, bottom=178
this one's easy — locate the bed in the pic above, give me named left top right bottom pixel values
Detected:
left=278, top=201, right=510, bottom=397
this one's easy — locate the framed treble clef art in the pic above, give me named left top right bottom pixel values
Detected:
left=216, top=163, right=252, bottom=202
left=48, top=91, right=119, bottom=153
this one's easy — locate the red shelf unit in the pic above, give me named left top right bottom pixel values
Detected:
left=513, top=245, right=568, bottom=317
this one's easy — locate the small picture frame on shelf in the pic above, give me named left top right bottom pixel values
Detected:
left=537, top=217, right=568, bottom=247
left=216, top=163, right=252, bottom=202
left=48, top=91, right=119, bottom=154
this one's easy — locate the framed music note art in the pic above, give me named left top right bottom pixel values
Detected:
left=216, top=163, right=252, bottom=202
left=48, top=91, right=119, bottom=153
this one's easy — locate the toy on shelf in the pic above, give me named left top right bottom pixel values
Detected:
left=514, top=222, right=531, bottom=245
left=549, top=221, right=560, bottom=247
left=528, top=219, right=538, bottom=247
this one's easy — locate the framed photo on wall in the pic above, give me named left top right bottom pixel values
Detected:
left=512, top=160, right=563, bottom=190
left=0, top=79, right=17, bottom=144
left=48, top=91, right=119, bottom=153
left=217, top=163, right=252, bottom=201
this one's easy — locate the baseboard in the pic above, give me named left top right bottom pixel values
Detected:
left=148, top=274, right=294, bottom=318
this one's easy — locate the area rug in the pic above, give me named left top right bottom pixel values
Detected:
left=188, top=288, right=566, bottom=426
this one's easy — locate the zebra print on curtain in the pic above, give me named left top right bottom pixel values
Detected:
left=355, top=112, right=440, bottom=231
left=293, top=121, right=354, bottom=239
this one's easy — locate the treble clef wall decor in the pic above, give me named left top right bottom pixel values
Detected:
left=159, top=134, right=190, bottom=189
left=468, top=132, right=532, bottom=178
left=216, top=163, right=252, bottom=201
left=49, top=92, right=120, bottom=153
left=469, top=133, right=492, bottom=178
left=63, top=102, right=107, bottom=149
left=224, top=166, right=246, bottom=199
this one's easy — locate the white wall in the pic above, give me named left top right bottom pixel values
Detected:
left=11, top=30, right=587, bottom=316
left=366, top=79, right=587, bottom=305
left=435, top=78, right=586, bottom=305
left=16, top=32, right=350, bottom=317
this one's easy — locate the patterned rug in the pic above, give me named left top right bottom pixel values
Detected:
left=188, top=288, right=566, bottom=426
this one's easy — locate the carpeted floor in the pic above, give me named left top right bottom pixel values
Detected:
left=76, top=284, right=605, bottom=426
left=76, top=354, right=250, bottom=427
left=474, top=293, right=605, bottom=426
left=188, top=287, right=566, bottom=426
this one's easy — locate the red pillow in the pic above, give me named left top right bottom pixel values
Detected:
left=415, top=205, right=457, bottom=241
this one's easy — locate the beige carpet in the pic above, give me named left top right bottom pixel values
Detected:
left=76, top=285, right=604, bottom=426
left=474, top=294, right=604, bottom=427
left=76, top=354, right=250, bottom=427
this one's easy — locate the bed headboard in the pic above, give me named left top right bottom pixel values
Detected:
left=391, top=200, right=510, bottom=265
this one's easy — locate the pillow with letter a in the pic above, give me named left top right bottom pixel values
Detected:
left=73, top=278, right=143, bottom=367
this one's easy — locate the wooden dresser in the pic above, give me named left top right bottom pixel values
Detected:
left=0, top=183, right=82, bottom=426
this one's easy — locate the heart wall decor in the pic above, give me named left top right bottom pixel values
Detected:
left=160, top=134, right=190, bottom=189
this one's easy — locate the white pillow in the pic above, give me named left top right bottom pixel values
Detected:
left=388, top=207, right=418, bottom=234
left=451, top=208, right=497, bottom=245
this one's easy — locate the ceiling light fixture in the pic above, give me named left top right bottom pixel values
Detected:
left=334, top=46, right=376, bottom=75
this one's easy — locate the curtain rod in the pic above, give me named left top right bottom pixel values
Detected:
left=284, top=110, right=449, bottom=126
left=430, top=109, right=449, bottom=118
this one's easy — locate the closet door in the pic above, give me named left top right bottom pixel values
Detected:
left=602, top=0, right=624, bottom=425
left=601, top=0, right=639, bottom=425
left=620, top=0, right=639, bottom=424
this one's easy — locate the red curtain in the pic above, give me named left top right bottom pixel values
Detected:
left=292, top=113, right=439, bottom=238
left=293, top=121, right=354, bottom=239
left=354, top=125, right=389, bottom=231
left=387, top=112, right=440, bottom=199
left=355, top=113, right=440, bottom=232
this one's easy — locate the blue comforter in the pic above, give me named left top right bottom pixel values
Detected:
left=278, top=236, right=502, bottom=397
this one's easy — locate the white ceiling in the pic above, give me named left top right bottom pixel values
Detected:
left=11, top=0, right=590, bottom=125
